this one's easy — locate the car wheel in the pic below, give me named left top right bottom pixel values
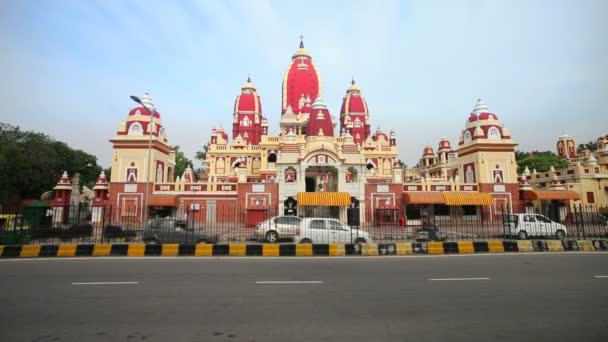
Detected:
left=555, top=230, right=565, bottom=240
left=300, top=238, right=312, bottom=244
left=146, top=237, right=158, bottom=244
left=265, top=231, right=279, bottom=243
left=354, top=238, right=367, bottom=244
left=517, top=230, right=528, bottom=240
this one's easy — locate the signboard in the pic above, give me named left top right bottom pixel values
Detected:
left=252, top=184, right=265, bottom=193
left=124, top=184, right=138, bottom=193
left=377, top=185, right=389, bottom=193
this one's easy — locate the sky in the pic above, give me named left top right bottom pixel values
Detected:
left=1, top=0, right=607, bottom=168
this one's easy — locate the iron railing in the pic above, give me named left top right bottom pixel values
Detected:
left=1, top=203, right=606, bottom=245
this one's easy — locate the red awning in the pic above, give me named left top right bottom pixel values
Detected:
left=148, top=196, right=178, bottom=207
left=521, top=190, right=580, bottom=201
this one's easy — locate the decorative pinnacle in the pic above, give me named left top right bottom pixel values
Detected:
left=351, top=76, right=355, bottom=85
left=247, top=74, right=251, bottom=83
left=300, top=35, right=304, bottom=48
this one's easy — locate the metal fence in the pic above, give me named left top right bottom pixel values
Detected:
left=1, top=203, right=607, bottom=245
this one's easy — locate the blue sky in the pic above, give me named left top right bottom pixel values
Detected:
left=1, top=0, right=606, bottom=168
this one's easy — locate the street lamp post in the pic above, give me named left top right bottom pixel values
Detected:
left=130, top=95, right=155, bottom=228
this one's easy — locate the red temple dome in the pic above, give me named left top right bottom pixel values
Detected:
left=340, top=78, right=369, bottom=115
left=282, top=37, right=322, bottom=114
left=306, top=95, right=334, bottom=137
left=234, top=76, right=262, bottom=114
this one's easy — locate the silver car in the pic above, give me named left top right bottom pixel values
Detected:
left=143, top=217, right=218, bottom=244
left=255, top=216, right=301, bottom=243
left=294, top=217, right=371, bottom=244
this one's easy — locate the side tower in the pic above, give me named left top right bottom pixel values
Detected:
left=340, top=79, right=371, bottom=145
left=556, top=133, right=577, bottom=160
left=232, top=77, right=263, bottom=145
left=456, top=99, right=519, bottom=207
left=108, top=93, right=176, bottom=221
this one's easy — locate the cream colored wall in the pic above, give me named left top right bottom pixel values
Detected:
left=110, top=145, right=174, bottom=184
left=477, top=151, right=518, bottom=184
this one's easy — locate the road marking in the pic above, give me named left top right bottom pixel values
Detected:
left=256, top=281, right=323, bottom=284
left=428, top=278, right=491, bottom=281
left=71, top=282, right=139, bottom=285
left=593, top=275, right=608, bottom=278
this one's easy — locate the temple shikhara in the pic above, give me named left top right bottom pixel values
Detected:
left=50, top=38, right=607, bottom=228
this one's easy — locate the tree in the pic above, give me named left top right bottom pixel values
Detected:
left=173, top=145, right=192, bottom=179
left=577, top=141, right=598, bottom=154
left=0, top=123, right=102, bottom=205
left=515, top=150, right=569, bottom=175
left=195, top=144, right=209, bottom=173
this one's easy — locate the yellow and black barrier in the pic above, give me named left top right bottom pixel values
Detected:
left=0, top=240, right=606, bottom=258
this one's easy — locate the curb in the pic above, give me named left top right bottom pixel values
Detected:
left=1, top=240, right=607, bottom=257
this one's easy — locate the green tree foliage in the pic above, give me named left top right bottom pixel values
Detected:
left=173, top=145, right=192, bottom=180
left=577, top=141, right=598, bottom=153
left=194, top=144, right=209, bottom=173
left=515, top=150, right=569, bottom=175
left=0, top=123, right=102, bottom=205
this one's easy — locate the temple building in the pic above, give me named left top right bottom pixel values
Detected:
left=81, top=39, right=606, bottom=228
left=101, top=39, right=402, bottom=226
left=402, top=99, right=519, bottom=223
left=522, top=133, right=608, bottom=211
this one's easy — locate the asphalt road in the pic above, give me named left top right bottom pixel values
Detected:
left=0, top=253, right=607, bottom=342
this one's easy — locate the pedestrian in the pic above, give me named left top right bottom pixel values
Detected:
left=399, top=215, right=406, bottom=227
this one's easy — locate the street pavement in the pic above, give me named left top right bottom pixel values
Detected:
left=0, top=253, right=607, bottom=342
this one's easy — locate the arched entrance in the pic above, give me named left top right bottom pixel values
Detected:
left=304, top=165, right=339, bottom=218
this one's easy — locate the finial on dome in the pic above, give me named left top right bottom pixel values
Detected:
left=346, top=77, right=361, bottom=93
left=300, top=35, right=304, bottom=48
left=141, top=92, right=155, bottom=111
left=473, top=98, right=489, bottom=114
left=241, top=75, right=256, bottom=91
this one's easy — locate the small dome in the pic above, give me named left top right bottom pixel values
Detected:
left=423, top=146, right=435, bottom=157
left=234, top=77, right=262, bottom=113
left=340, top=79, right=369, bottom=115
left=312, top=94, right=327, bottom=110
left=438, top=137, right=452, bottom=152
left=129, top=93, right=160, bottom=118
left=95, top=171, right=108, bottom=185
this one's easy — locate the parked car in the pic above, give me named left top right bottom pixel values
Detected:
left=255, top=215, right=301, bottom=243
left=503, top=213, right=567, bottom=239
left=293, top=217, right=371, bottom=244
left=143, top=217, right=218, bottom=244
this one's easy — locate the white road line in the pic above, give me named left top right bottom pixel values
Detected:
left=256, top=281, right=323, bottom=284
left=593, top=275, right=608, bottom=278
left=71, top=282, right=139, bottom=285
left=428, top=278, right=491, bottom=281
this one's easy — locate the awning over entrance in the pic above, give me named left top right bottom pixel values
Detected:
left=521, top=190, right=580, bottom=201
left=148, top=196, right=178, bottom=207
left=297, top=192, right=351, bottom=206
left=403, top=192, right=445, bottom=204
left=403, top=191, right=494, bottom=205
left=442, top=192, right=494, bottom=206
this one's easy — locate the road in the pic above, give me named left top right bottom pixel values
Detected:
left=0, top=253, right=607, bottom=342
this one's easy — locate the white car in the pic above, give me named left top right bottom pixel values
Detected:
left=503, top=213, right=567, bottom=239
left=294, top=217, right=371, bottom=244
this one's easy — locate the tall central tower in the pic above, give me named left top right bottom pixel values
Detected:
left=281, top=37, right=322, bottom=115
